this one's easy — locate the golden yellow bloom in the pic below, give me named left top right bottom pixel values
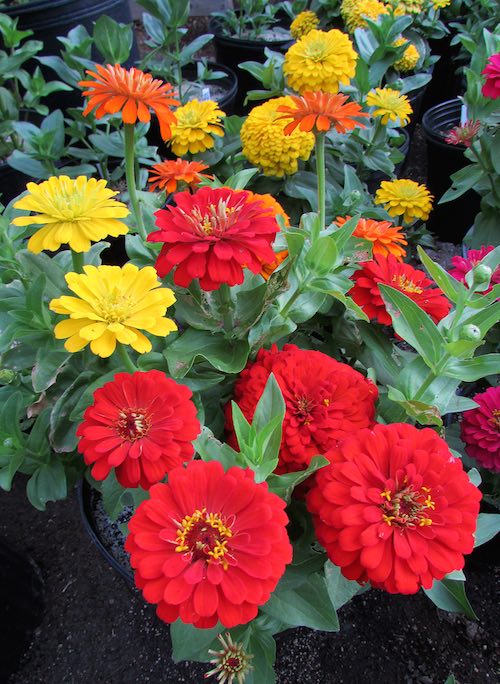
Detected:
left=240, top=96, right=314, bottom=177
left=12, top=176, right=129, bottom=254
left=375, top=179, right=434, bottom=223
left=290, top=10, right=320, bottom=40
left=393, top=37, right=420, bottom=72
left=342, top=0, right=389, bottom=33
left=432, top=0, right=450, bottom=8
left=386, top=0, right=423, bottom=13
left=49, top=264, right=177, bottom=358
left=170, top=99, right=225, bottom=156
left=284, top=29, right=357, bottom=94
left=366, top=87, right=413, bottom=126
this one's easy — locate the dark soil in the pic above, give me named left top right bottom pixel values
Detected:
left=1, top=476, right=499, bottom=684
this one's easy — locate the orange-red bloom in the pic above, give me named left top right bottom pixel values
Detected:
left=260, top=250, right=289, bottom=280
left=277, top=92, right=368, bottom=135
left=148, top=159, right=212, bottom=193
left=79, top=64, right=179, bottom=140
left=241, top=191, right=290, bottom=227
left=335, top=215, right=407, bottom=260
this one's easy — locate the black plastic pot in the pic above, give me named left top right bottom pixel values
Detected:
left=422, top=98, right=480, bottom=243
left=209, top=17, right=293, bottom=115
left=366, top=128, right=411, bottom=194
left=406, top=73, right=433, bottom=138
left=421, top=34, right=463, bottom=112
left=0, top=160, right=30, bottom=205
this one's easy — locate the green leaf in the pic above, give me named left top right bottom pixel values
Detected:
left=31, top=349, right=70, bottom=393
left=165, top=329, right=250, bottom=377
left=251, top=374, right=285, bottom=457
left=439, top=164, right=483, bottom=204
left=26, top=457, right=67, bottom=511
left=170, top=621, right=222, bottom=663
left=474, top=513, right=500, bottom=548
left=266, top=455, right=329, bottom=503
left=69, top=369, right=119, bottom=422
left=305, top=236, right=339, bottom=275
left=423, top=578, right=477, bottom=620
left=417, top=246, right=466, bottom=303
left=0, top=451, right=24, bottom=491
left=442, top=354, right=500, bottom=381
left=387, top=386, right=443, bottom=426
left=50, top=371, right=94, bottom=452
left=194, top=426, right=243, bottom=471
left=324, top=560, right=367, bottom=610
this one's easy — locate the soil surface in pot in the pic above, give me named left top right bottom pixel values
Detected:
left=2, top=476, right=499, bottom=684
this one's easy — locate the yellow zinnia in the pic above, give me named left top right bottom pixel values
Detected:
left=393, top=37, right=420, bottom=72
left=290, top=10, right=320, bottom=40
left=342, top=0, right=389, bottom=33
left=12, top=175, right=129, bottom=254
left=366, top=87, right=413, bottom=126
left=49, top=264, right=177, bottom=358
left=284, top=29, right=357, bottom=94
left=432, top=0, right=450, bottom=8
left=169, top=99, right=225, bottom=156
left=240, top=96, right=315, bottom=177
left=386, top=0, right=423, bottom=13
left=375, top=179, right=434, bottom=223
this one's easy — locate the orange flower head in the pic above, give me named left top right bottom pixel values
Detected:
left=335, top=215, right=408, bottom=260
left=240, top=190, right=290, bottom=227
left=260, top=250, right=289, bottom=280
left=79, top=64, right=179, bottom=140
left=277, top=91, right=368, bottom=136
left=148, top=159, right=213, bottom=193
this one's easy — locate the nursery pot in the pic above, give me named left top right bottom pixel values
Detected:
left=421, top=34, right=463, bottom=112
left=0, top=160, right=31, bottom=205
left=422, top=98, right=480, bottom=243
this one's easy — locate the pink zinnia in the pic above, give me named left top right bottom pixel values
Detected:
left=444, top=119, right=480, bottom=148
left=448, top=246, right=500, bottom=293
left=461, top=386, right=500, bottom=472
left=481, top=53, right=500, bottom=99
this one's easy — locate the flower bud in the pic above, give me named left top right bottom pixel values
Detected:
left=3, top=438, right=14, bottom=449
left=0, top=369, right=16, bottom=384
left=472, top=264, right=492, bottom=285
left=459, top=324, right=481, bottom=341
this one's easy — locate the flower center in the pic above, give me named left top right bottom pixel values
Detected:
left=98, top=288, right=134, bottom=322
left=304, top=40, right=328, bottom=61
left=174, top=508, right=234, bottom=569
left=380, top=483, right=434, bottom=528
left=392, top=274, right=423, bottom=294
left=489, top=408, right=500, bottom=430
left=116, top=408, right=151, bottom=441
left=185, top=200, right=240, bottom=238
left=293, top=395, right=330, bottom=424
left=53, top=191, right=85, bottom=220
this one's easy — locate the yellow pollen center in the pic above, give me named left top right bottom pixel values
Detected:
left=174, top=508, right=233, bottom=570
left=186, top=200, right=240, bottom=238
left=392, top=274, right=423, bottom=294
left=489, top=408, right=500, bottom=430
left=380, top=483, right=434, bottom=528
left=98, top=288, right=134, bottom=323
left=116, top=409, right=150, bottom=441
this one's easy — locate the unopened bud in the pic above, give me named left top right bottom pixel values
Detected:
left=3, top=438, right=14, bottom=448
left=459, top=324, right=481, bottom=341
left=0, top=369, right=16, bottom=384
left=472, top=264, right=492, bottom=285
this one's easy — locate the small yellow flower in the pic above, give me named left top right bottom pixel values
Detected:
left=393, top=37, right=420, bottom=72
left=240, top=96, right=315, bottom=177
left=342, top=0, right=389, bottom=33
left=290, top=10, right=320, bottom=40
left=375, top=179, right=434, bottom=223
left=284, top=29, right=357, bottom=94
left=386, top=0, right=423, bottom=13
left=432, top=0, right=451, bottom=8
left=170, top=99, right=225, bottom=156
left=12, top=176, right=129, bottom=254
left=49, top=264, right=177, bottom=357
left=366, top=87, right=413, bottom=126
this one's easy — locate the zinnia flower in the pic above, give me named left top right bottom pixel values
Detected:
left=259, top=250, right=289, bottom=280
left=366, top=87, right=413, bottom=127
left=342, top=0, right=389, bottom=33
left=461, top=386, right=500, bottom=472
left=148, top=159, right=212, bottom=193
left=375, top=179, right=434, bottom=223
left=386, top=0, right=423, bottom=13
left=12, top=176, right=129, bottom=253
left=125, top=460, right=292, bottom=628
left=444, top=120, right=481, bottom=148
left=481, top=53, right=500, bottom=99
left=448, top=245, right=500, bottom=293
left=433, top=0, right=451, bottom=8
left=240, top=191, right=290, bottom=226
left=169, top=99, right=225, bottom=156
left=148, top=187, right=280, bottom=291
left=393, top=38, right=420, bottom=72
left=335, top=215, right=407, bottom=259
left=350, top=254, right=452, bottom=326
left=49, top=264, right=177, bottom=357
left=79, top=64, right=178, bottom=140
left=284, top=29, right=357, bottom=95
left=306, top=423, right=481, bottom=594
left=225, top=344, right=378, bottom=475
left=240, top=96, right=315, bottom=177
left=276, top=91, right=368, bottom=135
left=77, top=371, right=200, bottom=489
left=290, top=10, right=320, bottom=40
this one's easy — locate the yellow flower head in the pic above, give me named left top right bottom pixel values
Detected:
left=386, top=0, right=423, bottom=13
left=170, top=99, right=225, bottom=156
left=342, top=0, right=389, bottom=33
left=240, top=96, right=315, bottom=177
left=290, top=10, right=320, bottom=40
left=375, top=179, right=434, bottom=223
left=432, top=0, right=451, bottom=8
left=12, top=176, right=129, bottom=254
left=393, top=37, right=421, bottom=72
left=284, top=29, right=357, bottom=94
left=366, top=87, right=413, bottom=126
left=49, top=264, right=177, bottom=358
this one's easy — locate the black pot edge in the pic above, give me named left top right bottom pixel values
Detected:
left=181, top=61, right=238, bottom=108
left=208, top=16, right=293, bottom=50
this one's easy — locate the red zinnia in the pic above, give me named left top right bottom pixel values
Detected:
left=448, top=245, right=500, bottom=294
left=481, top=52, right=500, bottom=100
left=77, top=371, right=200, bottom=489
left=148, top=159, right=212, bottom=193
left=461, top=386, right=500, bottom=472
left=225, top=344, right=378, bottom=475
left=350, top=254, right=452, bottom=326
left=125, top=460, right=292, bottom=628
left=306, top=423, right=481, bottom=594
left=444, top=119, right=481, bottom=148
left=148, top=187, right=280, bottom=291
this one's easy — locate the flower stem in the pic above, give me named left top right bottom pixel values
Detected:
left=218, top=283, right=234, bottom=332
left=116, top=343, right=137, bottom=373
left=124, top=123, right=147, bottom=243
left=71, top=249, right=84, bottom=273
left=315, top=132, right=326, bottom=235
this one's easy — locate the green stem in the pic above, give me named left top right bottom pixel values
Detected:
left=124, top=123, right=147, bottom=242
left=315, top=133, right=326, bottom=235
left=71, top=249, right=84, bottom=273
left=116, top=343, right=137, bottom=373
left=218, top=283, right=234, bottom=331
left=413, top=353, right=451, bottom=403
left=280, top=273, right=312, bottom=319
left=174, top=30, right=183, bottom=102
left=468, top=143, right=500, bottom=205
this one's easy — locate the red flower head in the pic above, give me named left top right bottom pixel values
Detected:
left=481, top=52, right=500, bottom=100
left=350, top=254, right=452, bottom=326
left=225, top=344, right=378, bottom=475
left=444, top=119, right=481, bottom=148
left=125, top=460, right=292, bottom=628
left=148, top=187, right=280, bottom=291
left=276, top=91, right=368, bottom=135
left=306, top=423, right=481, bottom=594
left=461, top=386, right=500, bottom=472
left=448, top=245, right=500, bottom=294
left=77, top=371, right=200, bottom=489
left=148, top=159, right=212, bottom=193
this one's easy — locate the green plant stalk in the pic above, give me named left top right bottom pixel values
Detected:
left=218, top=283, right=234, bottom=331
left=71, top=249, right=84, bottom=273
left=173, top=30, right=183, bottom=102
left=315, top=132, right=326, bottom=235
left=116, top=342, right=137, bottom=373
left=468, top=143, right=500, bottom=206
left=280, top=273, right=312, bottom=318
left=124, top=123, right=147, bottom=242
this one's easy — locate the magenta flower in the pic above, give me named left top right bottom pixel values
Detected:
left=461, top=386, right=500, bottom=472
left=444, top=119, right=480, bottom=148
left=448, top=246, right=500, bottom=294
left=481, top=52, right=500, bottom=99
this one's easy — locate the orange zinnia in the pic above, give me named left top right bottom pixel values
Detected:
left=260, top=250, right=289, bottom=280
left=79, top=64, right=179, bottom=140
left=241, top=190, right=291, bottom=227
left=148, top=159, right=212, bottom=193
left=335, top=215, right=407, bottom=260
left=277, top=92, right=368, bottom=135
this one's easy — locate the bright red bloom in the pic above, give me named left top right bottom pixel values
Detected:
left=225, top=344, right=378, bottom=475
left=481, top=52, right=500, bottom=100
left=148, top=187, right=280, bottom=291
left=461, top=386, right=500, bottom=472
left=76, top=371, right=200, bottom=489
left=125, top=460, right=292, bottom=628
left=148, top=159, right=212, bottom=193
left=449, top=245, right=500, bottom=294
left=306, top=423, right=481, bottom=594
left=350, top=254, right=452, bottom=326
left=276, top=91, right=368, bottom=135
left=444, top=119, right=481, bottom=148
